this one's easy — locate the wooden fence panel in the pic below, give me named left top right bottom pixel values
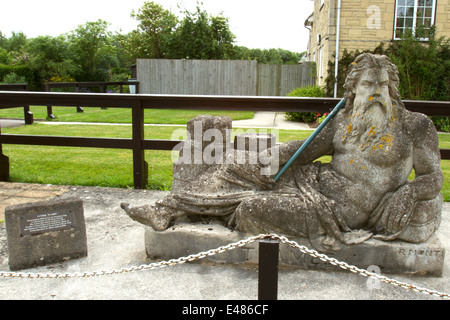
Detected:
left=256, top=63, right=316, bottom=96
left=137, top=59, right=315, bottom=96
left=138, top=59, right=259, bottom=96
left=257, top=64, right=280, bottom=96
left=281, top=65, right=304, bottom=96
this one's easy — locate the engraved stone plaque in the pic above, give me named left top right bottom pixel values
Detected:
left=20, top=211, right=75, bottom=236
left=5, top=197, right=87, bottom=271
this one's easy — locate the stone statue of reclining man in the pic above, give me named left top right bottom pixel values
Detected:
left=121, top=53, right=443, bottom=252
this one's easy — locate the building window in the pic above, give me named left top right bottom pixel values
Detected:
left=394, top=0, right=436, bottom=40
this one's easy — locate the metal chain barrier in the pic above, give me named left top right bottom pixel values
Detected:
left=1, top=233, right=449, bottom=299
left=268, top=234, right=450, bottom=300
left=0, top=235, right=263, bottom=279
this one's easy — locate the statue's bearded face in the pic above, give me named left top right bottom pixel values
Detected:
left=343, top=67, right=395, bottom=150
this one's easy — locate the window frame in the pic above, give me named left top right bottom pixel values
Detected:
left=393, top=0, right=437, bottom=41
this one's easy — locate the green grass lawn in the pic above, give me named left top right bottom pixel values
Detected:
left=1, top=123, right=449, bottom=201
left=0, top=106, right=255, bottom=124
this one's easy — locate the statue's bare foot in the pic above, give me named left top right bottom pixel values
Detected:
left=120, top=203, right=170, bottom=231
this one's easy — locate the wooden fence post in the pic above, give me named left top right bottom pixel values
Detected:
left=0, top=84, right=33, bottom=125
left=100, top=85, right=107, bottom=110
left=75, top=86, right=84, bottom=113
left=23, top=106, right=33, bottom=125
left=0, top=125, right=10, bottom=181
left=44, top=84, right=55, bottom=119
left=131, top=100, right=148, bottom=189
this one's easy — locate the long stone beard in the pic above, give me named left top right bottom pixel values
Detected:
left=343, top=98, right=394, bottom=151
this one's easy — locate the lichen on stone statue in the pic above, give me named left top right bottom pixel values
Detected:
left=121, top=53, right=443, bottom=253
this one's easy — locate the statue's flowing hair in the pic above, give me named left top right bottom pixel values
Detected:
left=343, top=53, right=404, bottom=113
left=341, top=53, right=404, bottom=150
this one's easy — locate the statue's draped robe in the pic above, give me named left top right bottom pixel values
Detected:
left=159, top=152, right=344, bottom=243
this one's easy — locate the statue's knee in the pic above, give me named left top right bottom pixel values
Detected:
left=231, top=198, right=266, bottom=233
left=234, top=200, right=256, bottom=221
left=397, top=194, right=443, bottom=243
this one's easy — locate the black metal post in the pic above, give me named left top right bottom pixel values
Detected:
left=258, top=238, right=279, bottom=300
left=131, top=101, right=148, bottom=189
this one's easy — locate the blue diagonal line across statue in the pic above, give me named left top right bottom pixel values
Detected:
left=273, top=98, right=346, bottom=182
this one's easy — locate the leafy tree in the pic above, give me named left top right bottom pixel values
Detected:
left=168, top=4, right=235, bottom=59
left=127, top=1, right=236, bottom=61
left=0, top=32, right=7, bottom=50
left=67, top=19, right=112, bottom=81
left=25, top=35, right=70, bottom=83
left=0, top=48, right=11, bottom=64
left=231, top=46, right=304, bottom=64
left=107, top=33, right=131, bottom=70
left=0, top=31, right=27, bottom=53
left=324, top=26, right=449, bottom=131
left=325, top=27, right=448, bottom=101
left=0, top=31, right=30, bottom=66
left=324, top=44, right=385, bottom=98
left=387, top=27, right=450, bottom=132
left=385, top=27, right=449, bottom=101
left=278, top=49, right=304, bottom=64
left=127, top=1, right=179, bottom=60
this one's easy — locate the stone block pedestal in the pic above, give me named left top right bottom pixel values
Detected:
left=145, top=223, right=445, bottom=277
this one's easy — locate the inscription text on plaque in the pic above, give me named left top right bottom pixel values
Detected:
left=20, top=212, right=75, bottom=236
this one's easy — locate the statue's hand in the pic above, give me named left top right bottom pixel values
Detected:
left=370, top=185, right=416, bottom=236
left=258, top=165, right=277, bottom=185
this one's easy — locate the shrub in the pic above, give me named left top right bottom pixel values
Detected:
left=1, top=72, right=26, bottom=84
left=0, top=64, right=40, bottom=90
left=324, top=44, right=385, bottom=98
left=285, top=86, right=325, bottom=123
left=430, top=117, right=450, bottom=132
left=324, top=28, right=449, bottom=131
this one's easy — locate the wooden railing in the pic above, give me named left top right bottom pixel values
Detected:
left=0, top=91, right=449, bottom=189
left=44, top=81, right=140, bottom=118
left=0, top=84, right=33, bottom=124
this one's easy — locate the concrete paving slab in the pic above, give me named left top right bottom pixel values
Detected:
left=0, top=183, right=69, bottom=221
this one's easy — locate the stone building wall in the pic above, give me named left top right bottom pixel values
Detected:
left=307, top=0, right=450, bottom=86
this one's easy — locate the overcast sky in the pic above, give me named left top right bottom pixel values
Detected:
left=0, top=0, right=315, bottom=53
